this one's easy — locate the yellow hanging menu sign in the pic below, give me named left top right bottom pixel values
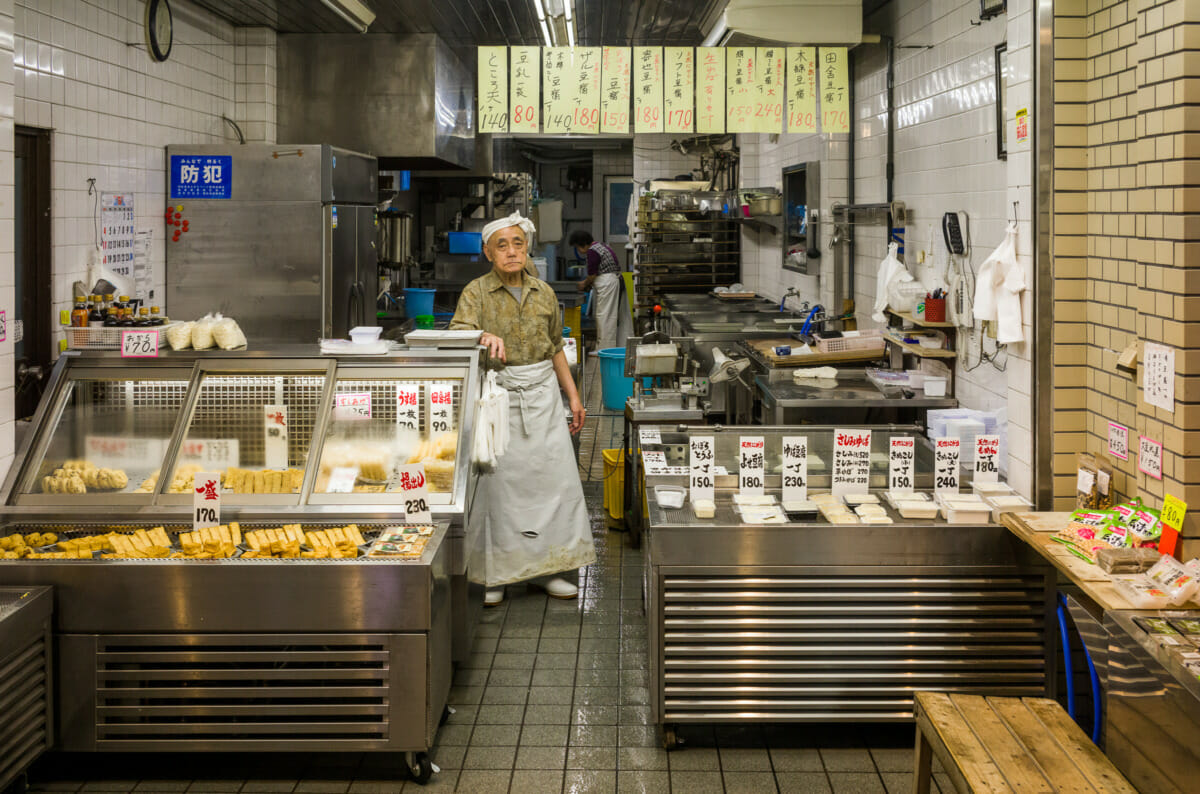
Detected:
left=756, top=47, right=784, bottom=134
left=477, top=46, right=508, bottom=133
left=543, top=48, right=578, bottom=134
left=634, top=47, right=664, bottom=133
left=573, top=46, right=602, bottom=134
left=664, top=47, right=694, bottom=133
left=510, top=46, right=540, bottom=133
left=726, top=47, right=756, bottom=133
left=696, top=47, right=725, bottom=134
left=819, top=47, right=849, bottom=133
left=601, top=46, right=631, bottom=133
left=787, top=47, right=817, bottom=133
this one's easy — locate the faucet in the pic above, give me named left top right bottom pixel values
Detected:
left=780, top=287, right=800, bottom=311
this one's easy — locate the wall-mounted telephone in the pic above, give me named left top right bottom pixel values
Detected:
left=942, top=212, right=965, bottom=254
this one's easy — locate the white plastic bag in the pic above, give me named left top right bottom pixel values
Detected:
left=191, top=313, right=218, bottom=350
left=872, top=242, right=913, bottom=323
left=166, top=321, right=195, bottom=350
left=973, top=224, right=1024, bottom=343
left=212, top=316, right=247, bottom=350
left=471, top=370, right=509, bottom=470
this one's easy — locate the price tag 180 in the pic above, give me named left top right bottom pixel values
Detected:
left=690, top=436, right=716, bottom=504
left=889, top=437, right=915, bottom=494
left=934, top=438, right=961, bottom=496
left=781, top=436, right=808, bottom=503
left=974, top=435, right=1000, bottom=482
left=739, top=436, right=765, bottom=495
left=192, top=470, right=221, bottom=529
left=121, top=329, right=158, bottom=358
left=394, top=464, right=432, bottom=523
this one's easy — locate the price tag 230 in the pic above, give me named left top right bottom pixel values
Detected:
left=192, top=471, right=221, bottom=529
left=781, top=436, right=808, bottom=503
left=690, top=436, right=716, bottom=504
left=394, top=464, right=432, bottom=523
left=121, top=329, right=158, bottom=358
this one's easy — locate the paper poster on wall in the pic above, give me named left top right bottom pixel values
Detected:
left=696, top=47, right=726, bottom=134
left=787, top=47, right=817, bottom=133
left=601, top=46, right=632, bottom=133
left=756, top=48, right=784, bottom=133
left=101, top=193, right=135, bottom=279
left=1142, top=342, right=1175, bottom=413
left=726, top=47, right=756, bottom=133
left=477, top=46, right=508, bottom=133
left=543, top=48, right=579, bottom=133
left=1014, top=107, right=1030, bottom=146
left=818, top=47, right=849, bottom=133
left=573, top=46, right=602, bottom=134
left=664, top=47, right=694, bottom=133
left=510, top=46, right=540, bottom=133
left=634, top=47, right=664, bottom=133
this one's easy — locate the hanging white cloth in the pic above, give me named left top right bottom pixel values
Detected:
left=467, top=361, right=596, bottom=587
left=472, top=370, right=510, bottom=470
left=593, top=272, right=633, bottom=351
left=872, top=242, right=912, bottom=323
left=973, top=224, right=1025, bottom=344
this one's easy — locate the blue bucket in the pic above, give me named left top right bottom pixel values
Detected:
left=597, top=347, right=634, bottom=412
left=404, top=288, right=436, bottom=318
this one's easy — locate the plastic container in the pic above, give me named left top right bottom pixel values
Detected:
left=906, top=369, right=925, bottom=389
left=602, top=448, right=624, bottom=522
left=414, top=314, right=435, bottom=330
left=349, top=326, right=382, bottom=345
left=598, top=348, right=635, bottom=411
left=920, top=297, right=947, bottom=322
left=654, top=485, right=687, bottom=509
left=1145, top=556, right=1200, bottom=606
left=896, top=501, right=939, bottom=519
left=1112, top=576, right=1175, bottom=609
left=814, top=329, right=886, bottom=355
left=988, top=495, right=1033, bottom=522
left=693, top=499, right=715, bottom=519
left=403, top=288, right=437, bottom=318
left=973, top=481, right=1014, bottom=497
left=636, top=343, right=679, bottom=375
left=447, top=232, right=482, bottom=255
left=888, top=281, right=928, bottom=314
left=923, top=376, right=947, bottom=397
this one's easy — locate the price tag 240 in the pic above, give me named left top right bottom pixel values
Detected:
left=934, top=438, right=961, bottom=495
left=690, top=436, right=716, bottom=504
left=121, top=329, right=158, bottom=358
left=394, top=464, right=432, bottom=523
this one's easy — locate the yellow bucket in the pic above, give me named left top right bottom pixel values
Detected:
left=602, top=448, right=624, bottom=522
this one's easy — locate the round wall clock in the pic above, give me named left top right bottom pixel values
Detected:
left=145, top=0, right=173, bottom=62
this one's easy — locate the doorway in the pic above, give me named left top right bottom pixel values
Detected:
left=14, top=126, right=52, bottom=420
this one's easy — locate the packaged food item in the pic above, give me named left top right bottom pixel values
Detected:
left=844, top=493, right=880, bottom=505
left=738, top=505, right=786, bottom=524
left=896, top=501, right=939, bottom=519
left=859, top=514, right=894, bottom=524
left=972, top=481, right=1014, bottom=497
left=1169, top=617, right=1200, bottom=642
left=987, top=494, right=1033, bottom=522
left=1096, top=546, right=1162, bottom=574
left=1127, top=508, right=1162, bottom=548
left=1069, top=509, right=1114, bottom=527
left=1132, top=616, right=1193, bottom=647
left=212, top=315, right=248, bottom=350
left=1113, top=499, right=1141, bottom=524
left=854, top=504, right=887, bottom=517
left=191, top=313, right=217, bottom=350
left=166, top=320, right=195, bottom=350
left=1145, top=556, right=1200, bottom=606
left=782, top=500, right=819, bottom=521
left=732, top=493, right=776, bottom=506
left=1111, top=576, right=1174, bottom=609
left=693, top=499, right=715, bottom=519
left=653, top=485, right=686, bottom=509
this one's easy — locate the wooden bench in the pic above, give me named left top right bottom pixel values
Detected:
left=913, top=692, right=1137, bottom=793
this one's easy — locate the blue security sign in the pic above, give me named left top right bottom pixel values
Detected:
left=170, top=155, right=232, bottom=199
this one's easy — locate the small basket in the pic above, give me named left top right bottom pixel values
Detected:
left=814, top=329, right=886, bottom=355
left=65, top=322, right=179, bottom=351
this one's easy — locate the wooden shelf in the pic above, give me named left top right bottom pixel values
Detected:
left=886, top=309, right=956, bottom=329
left=884, top=333, right=958, bottom=359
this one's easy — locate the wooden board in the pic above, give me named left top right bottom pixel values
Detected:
left=885, top=332, right=958, bottom=359
left=746, top=337, right=889, bottom=367
left=886, top=309, right=956, bottom=329
left=711, top=291, right=757, bottom=300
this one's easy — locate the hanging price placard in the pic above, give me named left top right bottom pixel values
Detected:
left=634, top=46, right=664, bottom=132
left=264, top=405, right=289, bottom=470
left=974, top=435, right=1001, bottom=482
left=601, top=46, right=632, bottom=133
left=664, top=47, right=694, bottom=132
left=689, top=436, right=716, bottom=504
left=739, top=436, right=765, bottom=495
left=781, top=436, right=808, bottom=503
left=573, top=46, right=602, bottom=133
left=696, top=47, right=726, bottom=134
left=333, top=392, right=371, bottom=420
left=510, top=46, right=540, bottom=133
left=427, top=384, right=454, bottom=435
left=889, top=437, right=915, bottom=493
left=934, top=438, right=961, bottom=496
left=477, top=46, right=508, bottom=132
left=818, top=47, right=849, bottom=133
left=832, top=429, right=872, bottom=496
left=192, top=471, right=221, bottom=530
left=726, top=47, right=756, bottom=133
left=393, top=464, right=432, bottom=523
left=787, top=46, right=817, bottom=132
left=396, top=384, right=420, bottom=430
left=755, top=47, right=784, bottom=133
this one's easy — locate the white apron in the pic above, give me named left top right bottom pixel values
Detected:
left=593, top=272, right=633, bottom=352
left=467, top=360, right=595, bottom=587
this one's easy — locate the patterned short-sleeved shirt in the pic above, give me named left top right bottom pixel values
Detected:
left=449, top=269, right=564, bottom=367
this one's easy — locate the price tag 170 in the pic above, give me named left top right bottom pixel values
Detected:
left=192, top=470, right=221, bottom=530
left=934, top=438, right=961, bottom=496
left=889, top=437, right=915, bottom=494
left=121, top=329, right=158, bottom=358
left=690, top=436, right=716, bottom=504
left=394, top=464, right=432, bottom=523
left=739, top=436, right=765, bottom=496
left=974, top=435, right=1001, bottom=482
left=781, top=436, right=808, bottom=503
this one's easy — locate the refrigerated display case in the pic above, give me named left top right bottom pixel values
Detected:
left=0, top=347, right=483, bottom=774
left=637, top=425, right=1056, bottom=748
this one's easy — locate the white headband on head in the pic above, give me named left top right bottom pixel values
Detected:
left=482, top=212, right=536, bottom=246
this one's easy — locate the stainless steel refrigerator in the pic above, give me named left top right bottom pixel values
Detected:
left=165, top=144, right=377, bottom=344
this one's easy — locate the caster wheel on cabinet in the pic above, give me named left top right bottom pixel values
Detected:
left=406, top=751, right=434, bottom=784
left=662, top=726, right=680, bottom=751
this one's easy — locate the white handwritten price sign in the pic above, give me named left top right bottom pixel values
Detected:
left=179, top=438, right=240, bottom=468
left=427, top=384, right=454, bottom=435
left=689, top=436, right=716, bottom=504
left=787, top=47, right=817, bottom=133
left=394, top=464, right=432, bottom=523
left=696, top=47, right=726, bottom=134
left=1138, top=435, right=1163, bottom=480
left=333, top=392, right=371, bottom=421
left=510, top=46, right=540, bottom=133
left=739, top=436, right=766, bottom=496
left=192, top=471, right=221, bottom=529
left=634, top=47, right=664, bottom=133
left=974, top=435, right=1001, bottom=482
left=86, top=435, right=166, bottom=469
left=1108, top=421, right=1129, bottom=461
left=934, top=438, right=961, bottom=496
left=121, top=329, right=158, bottom=358
left=264, top=405, right=289, bottom=470
left=664, top=47, right=694, bottom=133
left=396, top=383, right=420, bottom=430
left=889, top=437, right=916, bottom=494
left=639, top=426, right=662, bottom=445
left=832, top=428, right=872, bottom=496
left=726, top=47, right=756, bottom=133
left=326, top=466, right=357, bottom=494
left=755, top=47, right=784, bottom=133
left=781, top=436, right=809, bottom=503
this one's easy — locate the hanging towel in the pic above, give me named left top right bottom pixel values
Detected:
left=872, top=242, right=912, bottom=323
left=973, top=224, right=1025, bottom=344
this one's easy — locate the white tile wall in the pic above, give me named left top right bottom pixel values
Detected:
left=0, top=0, right=15, bottom=479
left=234, top=27, right=276, bottom=143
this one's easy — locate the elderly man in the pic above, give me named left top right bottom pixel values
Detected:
left=450, top=213, right=595, bottom=606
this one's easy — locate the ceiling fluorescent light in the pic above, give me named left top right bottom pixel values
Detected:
left=701, top=11, right=728, bottom=46
left=533, top=0, right=554, bottom=46
left=319, top=0, right=376, bottom=33
left=565, top=0, right=576, bottom=46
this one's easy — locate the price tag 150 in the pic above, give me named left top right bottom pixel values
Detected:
left=739, top=436, right=765, bottom=495
left=889, top=437, right=915, bottom=494
left=121, top=329, right=158, bottom=358
left=974, top=435, right=1000, bottom=482
left=690, top=436, right=716, bottom=504
left=394, top=464, right=432, bottom=523
left=781, top=436, right=808, bottom=503
left=934, top=438, right=961, bottom=496
left=192, top=470, right=221, bottom=529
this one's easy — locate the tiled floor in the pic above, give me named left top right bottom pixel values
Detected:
left=25, top=369, right=954, bottom=794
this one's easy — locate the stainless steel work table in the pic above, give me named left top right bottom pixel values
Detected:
left=641, top=496, right=1056, bottom=749
left=756, top=374, right=958, bottom=424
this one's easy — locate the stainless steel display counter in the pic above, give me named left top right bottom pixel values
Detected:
left=0, top=586, right=52, bottom=791
left=643, top=498, right=1056, bottom=747
left=756, top=373, right=958, bottom=424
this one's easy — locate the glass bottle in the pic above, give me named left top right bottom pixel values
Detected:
left=117, top=295, right=130, bottom=312
left=88, top=294, right=104, bottom=323
left=149, top=306, right=165, bottom=326
left=104, top=294, right=115, bottom=314
left=117, top=308, right=134, bottom=328
left=136, top=307, right=151, bottom=327
left=71, top=297, right=89, bottom=327
left=102, top=308, right=119, bottom=327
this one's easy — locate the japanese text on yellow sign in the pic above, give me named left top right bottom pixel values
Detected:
left=696, top=47, right=725, bottom=134
left=726, top=47, right=756, bottom=133
left=819, top=47, right=849, bottom=133
left=1162, top=495, right=1188, bottom=534
left=543, top=47, right=579, bottom=133
left=787, top=47, right=817, bottom=133
left=634, top=47, right=663, bottom=133
left=756, top=48, right=784, bottom=133
left=510, top=46, right=540, bottom=133
left=477, top=46, right=508, bottom=133
left=601, top=47, right=631, bottom=133
left=573, top=46, right=602, bottom=133
left=664, top=47, right=694, bottom=133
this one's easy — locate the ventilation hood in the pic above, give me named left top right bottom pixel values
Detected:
left=722, top=0, right=863, bottom=45
left=277, top=34, right=475, bottom=170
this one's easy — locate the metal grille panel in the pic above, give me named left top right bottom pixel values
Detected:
left=0, top=637, right=50, bottom=790
left=333, top=378, right=463, bottom=432
left=94, top=634, right=392, bottom=744
left=185, top=375, right=326, bottom=467
left=660, top=574, right=1048, bottom=722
